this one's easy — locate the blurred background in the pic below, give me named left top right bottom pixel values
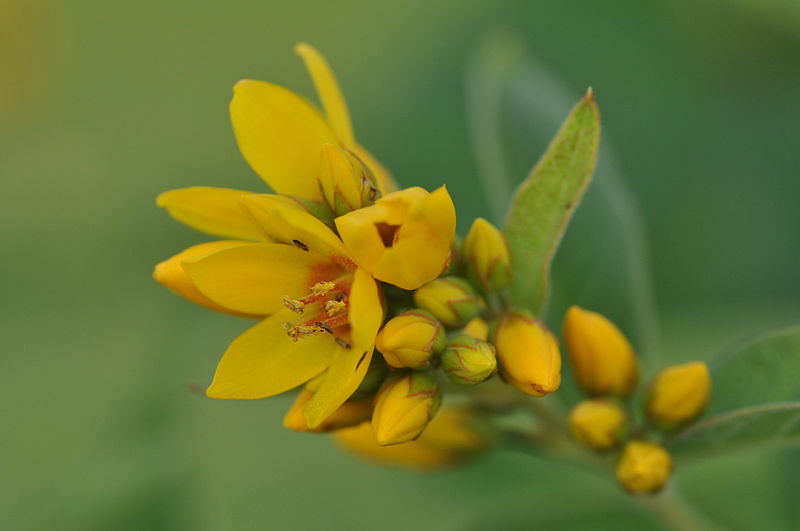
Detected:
left=3, top=0, right=799, bottom=529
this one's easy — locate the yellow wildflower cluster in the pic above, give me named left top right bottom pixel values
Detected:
left=563, top=306, right=711, bottom=494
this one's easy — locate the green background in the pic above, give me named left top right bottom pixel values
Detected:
left=3, top=0, right=799, bottom=529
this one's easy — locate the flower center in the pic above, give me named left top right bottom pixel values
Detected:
left=283, top=280, right=351, bottom=344
left=375, top=222, right=400, bottom=248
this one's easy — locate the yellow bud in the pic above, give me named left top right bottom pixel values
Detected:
left=375, top=310, right=446, bottom=369
left=334, top=406, right=490, bottom=469
left=568, top=399, right=627, bottom=450
left=372, top=372, right=441, bottom=446
left=413, top=276, right=481, bottom=327
left=563, top=306, right=638, bottom=396
left=493, top=313, right=561, bottom=397
left=463, top=217, right=512, bottom=291
left=283, top=390, right=372, bottom=433
left=647, top=361, right=711, bottom=427
left=462, top=317, right=489, bottom=341
left=319, top=143, right=379, bottom=216
left=335, top=186, right=456, bottom=290
left=616, top=441, right=673, bottom=494
left=441, top=334, right=497, bottom=386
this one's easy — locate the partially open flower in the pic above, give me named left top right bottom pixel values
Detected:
left=375, top=310, right=446, bottom=369
left=563, top=306, right=638, bottom=397
left=647, top=361, right=711, bottom=427
left=319, top=143, right=379, bottom=216
left=568, top=399, right=627, bottom=450
left=335, top=186, right=456, bottom=290
left=413, top=276, right=481, bottom=327
left=493, top=312, right=561, bottom=397
left=616, top=441, right=673, bottom=494
left=371, top=372, right=441, bottom=446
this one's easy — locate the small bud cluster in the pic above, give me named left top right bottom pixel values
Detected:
left=562, top=306, right=712, bottom=494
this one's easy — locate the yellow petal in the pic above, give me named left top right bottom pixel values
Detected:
left=304, top=269, right=382, bottom=427
left=230, top=79, right=337, bottom=200
left=294, top=43, right=355, bottom=147
left=207, top=311, right=336, bottom=399
left=153, top=240, right=260, bottom=317
left=239, top=194, right=350, bottom=260
left=182, top=242, right=327, bottom=315
left=156, top=187, right=264, bottom=241
left=352, top=144, right=397, bottom=195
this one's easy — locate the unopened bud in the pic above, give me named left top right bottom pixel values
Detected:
left=568, top=399, right=627, bottom=450
left=413, top=276, right=481, bottom=327
left=283, top=390, right=372, bottom=433
left=441, top=334, right=497, bottom=386
left=493, top=312, right=561, bottom=397
left=372, top=372, right=441, bottom=446
left=375, top=310, right=446, bottom=369
left=463, top=218, right=512, bottom=291
left=319, top=143, right=379, bottom=216
left=616, top=441, right=673, bottom=494
left=647, top=361, right=710, bottom=427
left=563, top=306, right=638, bottom=396
left=462, top=317, right=489, bottom=341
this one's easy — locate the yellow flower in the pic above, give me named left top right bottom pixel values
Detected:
left=563, top=306, right=638, bottom=397
left=334, top=406, right=489, bottom=469
left=493, top=312, right=562, bottom=397
left=647, top=361, right=711, bottom=427
left=463, top=217, right=512, bottom=292
left=161, top=194, right=384, bottom=428
left=371, top=372, right=441, bottom=446
left=568, top=399, right=627, bottom=450
left=616, top=441, right=673, bottom=494
left=375, top=310, right=446, bottom=369
left=413, top=276, right=481, bottom=327
left=335, top=186, right=457, bottom=290
left=283, top=389, right=373, bottom=433
left=319, top=143, right=380, bottom=217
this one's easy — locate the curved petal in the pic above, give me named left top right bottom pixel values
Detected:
left=207, top=311, right=336, bottom=399
left=153, top=240, right=260, bottom=317
left=183, top=242, right=327, bottom=315
left=239, top=194, right=349, bottom=260
left=156, top=187, right=264, bottom=241
left=304, top=268, right=383, bottom=428
left=295, top=43, right=355, bottom=147
left=230, top=79, right=338, bottom=200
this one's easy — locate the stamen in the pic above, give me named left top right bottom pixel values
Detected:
left=286, top=324, right=328, bottom=341
left=325, top=300, right=346, bottom=316
left=310, top=281, right=336, bottom=296
left=283, top=296, right=305, bottom=314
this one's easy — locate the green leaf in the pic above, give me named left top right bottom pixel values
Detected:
left=505, top=90, right=600, bottom=314
left=706, top=324, right=800, bottom=415
left=667, top=403, right=800, bottom=463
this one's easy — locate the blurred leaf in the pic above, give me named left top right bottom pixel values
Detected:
left=668, top=402, right=800, bottom=463
left=706, top=324, right=800, bottom=415
left=505, top=90, right=600, bottom=314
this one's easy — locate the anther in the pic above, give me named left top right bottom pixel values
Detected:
left=283, top=296, right=305, bottom=314
left=325, top=300, right=346, bottom=316
left=310, top=281, right=336, bottom=296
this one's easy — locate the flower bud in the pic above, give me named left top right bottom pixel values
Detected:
left=462, top=317, right=489, bottom=341
left=441, top=334, right=497, bottom=386
left=647, top=361, right=710, bottom=427
left=319, top=143, right=379, bottom=216
left=413, top=276, right=481, bottom=327
left=563, top=306, right=638, bottom=396
left=463, top=217, right=512, bottom=291
left=375, top=310, right=446, bottom=369
left=568, top=399, right=627, bottom=450
left=334, top=406, right=490, bottom=469
left=616, top=441, right=673, bottom=494
left=283, top=390, right=372, bottom=433
left=372, top=372, right=441, bottom=446
left=492, top=312, right=561, bottom=397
